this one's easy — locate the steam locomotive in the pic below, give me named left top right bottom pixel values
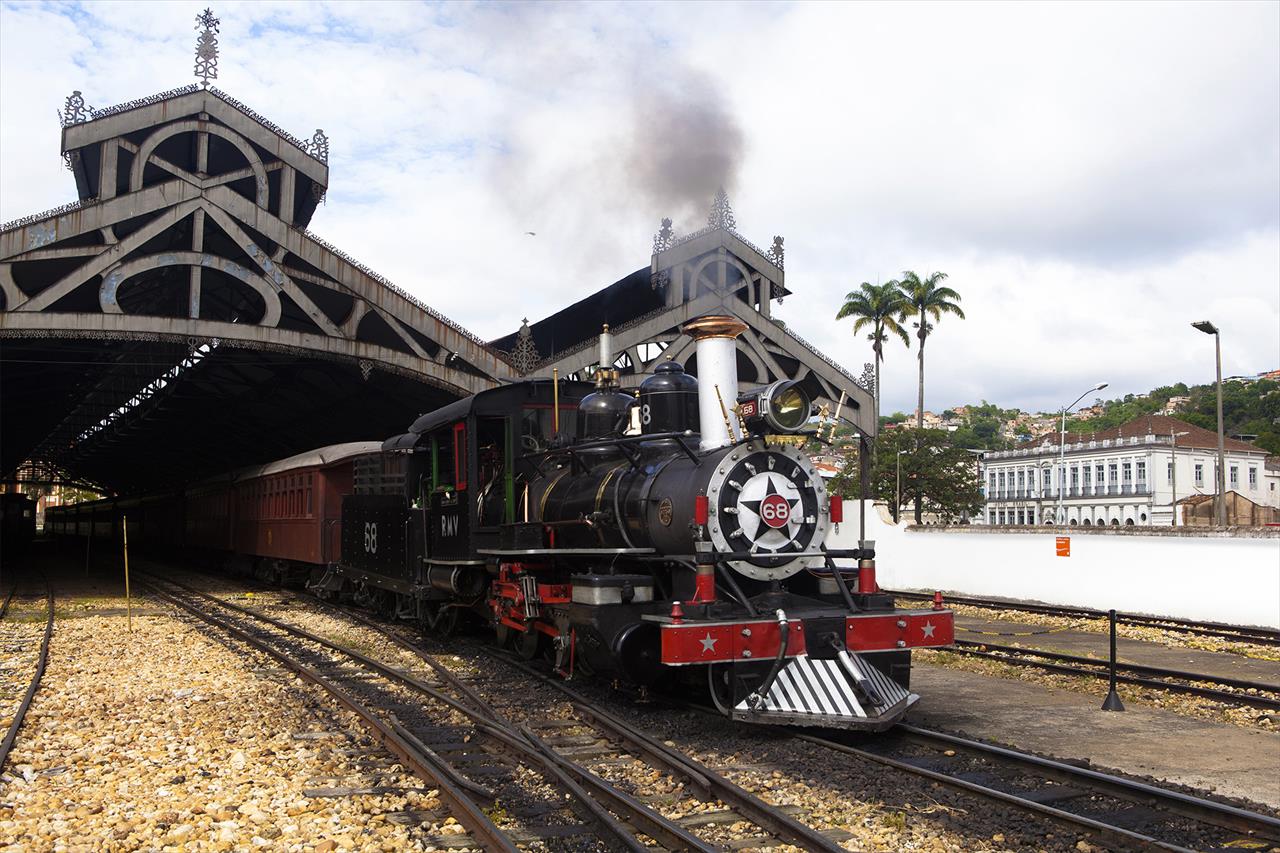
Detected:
left=324, top=315, right=954, bottom=730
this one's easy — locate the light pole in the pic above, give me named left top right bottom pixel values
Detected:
left=895, top=449, right=908, bottom=524
left=1169, top=429, right=1189, bottom=526
left=1057, top=382, right=1109, bottom=525
left=1191, top=321, right=1227, bottom=526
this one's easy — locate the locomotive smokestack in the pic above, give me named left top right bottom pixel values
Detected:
left=681, top=315, right=748, bottom=450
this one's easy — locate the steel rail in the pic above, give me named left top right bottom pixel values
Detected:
left=321, top=600, right=720, bottom=792
left=480, top=648, right=849, bottom=853
left=145, top=573, right=709, bottom=851
left=955, top=639, right=1280, bottom=693
left=141, top=582, right=519, bottom=853
left=800, top=732, right=1198, bottom=853
left=0, top=583, right=17, bottom=621
left=890, top=590, right=1280, bottom=646
left=896, top=724, right=1280, bottom=841
left=0, top=575, right=54, bottom=773
left=949, top=641, right=1280, bottom=710
left=303, top=600, right=723, bottom=851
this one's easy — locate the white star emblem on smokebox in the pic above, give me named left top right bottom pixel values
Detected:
left=922, top=622, right=936, bottom=639
left=700, top=633, right=718, bottom=653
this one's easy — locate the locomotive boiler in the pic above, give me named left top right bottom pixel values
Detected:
left=325, top=314, right=954, bottom=731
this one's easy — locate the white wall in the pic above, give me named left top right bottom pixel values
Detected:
left=828, top=507, right=1280, bottom=629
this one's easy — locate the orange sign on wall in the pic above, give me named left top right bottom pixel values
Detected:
left=1055, top=536, right=1071, bottom=557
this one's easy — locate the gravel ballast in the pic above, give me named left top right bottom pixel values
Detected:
left=0, top=578, right=461, bottom=853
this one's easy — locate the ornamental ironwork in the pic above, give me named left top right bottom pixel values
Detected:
left=0, top=197, right=96, bottom=233
left=707, top=187, right=736, bottom=231
left=195, top=8, right=220, bottom=87
left=307, top=129, right=329, bottom=164
left=859, top=362, right=876, bottom=396
left=652, top=217, right=674, bottom=254
left=58, top=91, right=93, bottom=127
left=766, top=235, right=785, bottom=270
left=510, top=319, right=541, bottom=374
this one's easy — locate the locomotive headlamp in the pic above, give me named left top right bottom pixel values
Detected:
left=737, top=380, right=813, bottom=435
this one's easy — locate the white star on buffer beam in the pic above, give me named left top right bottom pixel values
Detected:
left=700, top=633, right=718, bottom=653
left=921, top=622, right=936, bottom=639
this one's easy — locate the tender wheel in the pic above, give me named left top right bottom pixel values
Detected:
left=494, top=622, right=514, bottom=648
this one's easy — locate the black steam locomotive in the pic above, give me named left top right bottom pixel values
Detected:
left=323, top=316, right=953, bottom=730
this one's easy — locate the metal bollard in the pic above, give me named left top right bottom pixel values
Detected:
left=1101, top=608, right=1125, bottom=711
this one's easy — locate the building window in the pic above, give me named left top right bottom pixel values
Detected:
left=989, top=472, right=996, bottom=493
left=1017, top=470, right=1025, bottom=492
left=998, top=471, right=1006, bottom=495
left=1136, top=461, right=1146, bottom=486
left=1070, top=467, right=1079, bottom=489
left=1083, top=467, right=1092, bottom=488
left=998, top=510, right=1006, bottom=524
left=1122, top=462, right=1132, bottom=484
left=1194, top=463, right=1203, bottom=486
left=1108, top=463, right=1118, bottom=484
left=1230, top=465, right=1239, bottom=487
left=988, top=511, right=995, bottom=524
left=1248, top=467, right=1257, bottom=488
left=1096, top=464, right=1105, bottom=487
left=1016, top=509, right=1024, bottom=524
left=1167, top=461, right=1173, bottom=484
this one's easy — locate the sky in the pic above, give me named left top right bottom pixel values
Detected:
left=1, top=0, right=1277, bottom=415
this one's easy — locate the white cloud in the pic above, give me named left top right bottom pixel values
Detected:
left=1, top=0, right=1276, bottom=415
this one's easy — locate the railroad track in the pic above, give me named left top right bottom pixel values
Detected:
left=804, top=724, right=1280, bottom=853
left=142, top=571, right=851, bottom=851
left=0, top=574, right=55, bottom=773
left=948, top=639, right=1280, bottom=710
left=891, top=589, right=1280, bottom=647
left=442, top=636, right=1280, bottom=853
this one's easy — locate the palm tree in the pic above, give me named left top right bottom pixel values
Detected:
left=835, top=281, right=910, bottom=428
left=897, top=270, right=965, bottom=521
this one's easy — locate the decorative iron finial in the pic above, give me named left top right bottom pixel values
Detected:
left=652, top=217, right=674, bottom=254
left=307, top=129, right=329, bottom=164
left=58, top=91, right=93, bottom=127
left=767, top=235, right=785, bottom=270
left=511, top=318, right=541, bottom=374
left=859, top=362, right=876, bottom=396
left=194, top=8, right=221, bottom=88
left=707, top=187, right=736, bottom=231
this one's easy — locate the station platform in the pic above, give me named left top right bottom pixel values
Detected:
left=907, top=662, right=1280, bottom=810
left=952, top=614, right=1280, bottom=684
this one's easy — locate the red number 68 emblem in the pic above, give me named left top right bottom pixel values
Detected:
left=760, top=494, right=791, bottom=528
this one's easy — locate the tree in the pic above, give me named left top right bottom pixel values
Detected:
left=870, top=428, right=984, bottom=524
left=835, top=281, right=910, bottom=432
left=896, top=270, right=965, bottom=521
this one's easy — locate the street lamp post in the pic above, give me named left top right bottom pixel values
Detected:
left=1191, top=321, right=1227, bottom=527
left=1057, top=383, right=1109, bottom=525
left=1169, top=429, right=1189, bottom=527
left=895, top=449, right=908, bottom=524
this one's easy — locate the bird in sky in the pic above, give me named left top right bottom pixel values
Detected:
left=524, top=231, right=536, bottom=236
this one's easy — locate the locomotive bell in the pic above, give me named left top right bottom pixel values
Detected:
left=637, top=362, right=699, bottom=435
